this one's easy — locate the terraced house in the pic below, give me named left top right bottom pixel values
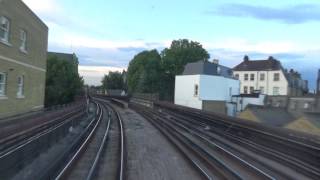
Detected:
left=233, top=56, right=308, bottom=96
left=0, top=0, right=48, bottom=118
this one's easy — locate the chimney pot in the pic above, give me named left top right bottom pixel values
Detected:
left=244, top=55, right=249, bottom=62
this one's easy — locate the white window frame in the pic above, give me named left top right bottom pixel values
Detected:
left=244, top=86, right=248, bottom=94
left=260, top=73, right=265, bottom=81
left=244, top=74, right=248, bottom=81
left=259, top=86, right=264, bottom=94
left=19, top=29, right=27, bottom=52
left=250, top=74, right=255, bottom=81
left=274, top=73, right=280, bottom=81
left=235, top=74, right=239, bottom=80
left=273, top=87, right=280, bottom=95
left=17, top=75, right=25, bottom=98
left=194, top=84, right=199, bottom=97
left=250, top=86, right=254, bottom=94
left=0, top=16, right=10, bottom=43
left=0, top=72, right=6, bottom=96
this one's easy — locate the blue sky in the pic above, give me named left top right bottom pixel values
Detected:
left=23, top=0, right=320, bottom=89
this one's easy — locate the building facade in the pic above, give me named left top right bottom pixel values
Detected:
left=175, top=61, right=240, bottom=116
left=47, top=52, right=79, bottom=72
left=0, top=0, right=48, bottom=118
left=233, top=56, right=307, bottom=96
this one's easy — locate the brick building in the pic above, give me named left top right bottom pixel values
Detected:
left=0, top=0, right=48, bottom=118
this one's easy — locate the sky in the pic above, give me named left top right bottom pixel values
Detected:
left=22, top=0, right=320, bottom=90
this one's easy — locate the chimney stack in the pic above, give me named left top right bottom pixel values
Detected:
left=244, top=55, right=249, bottom=62
left=268, top=56, right=274, bottom=61
left=213, top=59, right=219, bottom=64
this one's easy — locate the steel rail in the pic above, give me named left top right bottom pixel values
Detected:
left=85, top=102, right=111, bottom=180
left=161, top=107, right=320, bottom=179
left=167, top=115, right=276, bottom=180
left=104, top=101, right=125, bottom=180
left=0, top=108, right=84, bottom=154
left=134, top=106, right=242, bottom=180
left=159, top=103, right=320, bottom=150
left=55, top=102, right=103, bottom=180
left=141, top=110, right=212, bottom=180
left=88, top=97, right=126, bottom=180
left=0, top=111, right=84, bottom=160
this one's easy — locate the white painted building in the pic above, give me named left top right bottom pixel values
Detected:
left=175, top=61, right=240, bottom=116
left=233, top=56, right=307, bottom=96
left=232, top=94, right=266, bottom=112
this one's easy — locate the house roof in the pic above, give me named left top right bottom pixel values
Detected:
left=233, top=57, right=282, bottom=71
left=47, top=52, right=78, bottom=64
left=182, top=60, right=233, bottom=78
left=106, top=89, right=125, bottom=96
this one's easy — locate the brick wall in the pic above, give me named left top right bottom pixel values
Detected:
left=0, top=0, right=48, bottom=118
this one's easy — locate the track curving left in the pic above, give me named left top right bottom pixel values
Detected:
left=55, top=99, right=126, bottom=180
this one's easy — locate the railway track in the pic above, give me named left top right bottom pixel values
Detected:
left=55, top=99, right=126, bottom=180
left=158, top=105, right=320, bottom=179
left=131, top=102, right=320, bottom=180
left=133, top=104, right=277, bottom=180
left=162, top=108, right=320, bottom=179
left=0, top=108, right=84, bottom=155
left=0, top=106, right=86, bottom=180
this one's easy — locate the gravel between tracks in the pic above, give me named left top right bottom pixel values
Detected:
left=117, top=107, right=203, bottom=180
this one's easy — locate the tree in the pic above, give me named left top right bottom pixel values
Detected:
left=45, top=56, right=84, bottom=107
left=160, top=39, right=210, bottom=100
left=127, top=49, right=162, bottom=94
left=126, top=39, right=210, bottom=101
left=101, top=71, right=125, bottom=90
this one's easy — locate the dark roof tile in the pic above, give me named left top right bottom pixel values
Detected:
left=182, top=60, right=233, bottom=78
left=233, top=58, right=282, bottom=71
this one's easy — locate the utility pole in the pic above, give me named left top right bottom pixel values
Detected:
left=316, top=69, right=320, bottom=110
left=317, top=69, right=320, bottom=96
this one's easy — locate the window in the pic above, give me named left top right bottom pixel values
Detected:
left=0, top=16, right=10, bottom=42
left=274, top=73, right=280, bottom=81
left=235, top=74, right=239, bottom=80
left=244, top=74, right=248, bottom=81
left=250, top=86, right=254, bottom=94
left=20, top=30, right=27, bottom=51
left=290, top=102, right=297, bottom=110
left=273, top=87, right=280, bottom=95
left=260, top=73, right=265, bottom=81
left=304, top=103, right=310, bottom=109
left=0, top=73, right=6, bottom=96
left=244, top=86, right=248, bottom=94
left=250, top=74, right=254, bottom=81
left=260, top=86, right=264, bottom=94
left=194, top=84, right=198, bottom=96
left=17, top=76, right=24, bottom=97
left=217, top=67, right=221, bottom=74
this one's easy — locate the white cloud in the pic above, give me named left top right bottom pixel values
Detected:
left=22, top=0, right=61, bottom=14
left=204, top=38, right=296, bottom=54
left=79, top=66, right=126, bottom=86
left=53, top=33, right=169, bottom=50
